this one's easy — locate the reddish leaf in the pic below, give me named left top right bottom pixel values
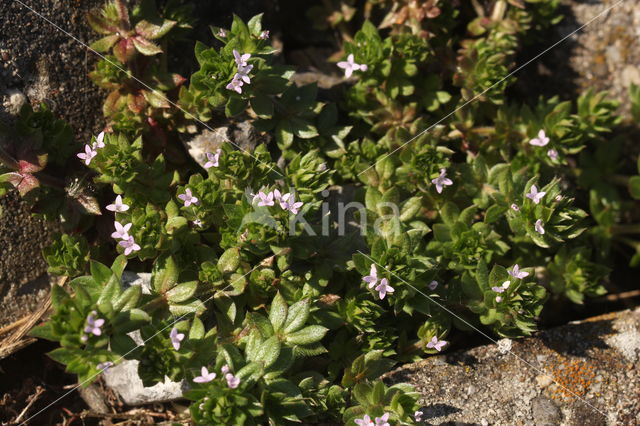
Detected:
left=0, top=171, right=40, bottom=195
left=86, top=12, right=118, bottom=35
left=127, top=93, right=147, bottom=114
left=113, top=38, right=136, bottom=63
left=18, top=158, right=44, bottom=174
left=90, top=34, right=120, bottom=53
left=114, top=0, right=131, bottom=30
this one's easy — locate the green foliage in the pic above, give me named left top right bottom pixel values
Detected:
left=8, top=2, right=640, bottom=423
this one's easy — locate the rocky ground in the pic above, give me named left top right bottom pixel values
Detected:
left=384, top=307, right=640, bottom=425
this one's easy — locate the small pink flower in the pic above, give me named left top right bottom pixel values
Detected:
left=204, top=149, right=222, bottom=169
left=508, top=264, right=529, bottom=279
left=93, top=131, right=106, bottom=149
left=259, top=30, right=270, bottom=40
left=221, top=364, right=230, bottom=374
left=492, top=280, right=511, bottom=293
left=511, top=203, right=520, bottom=211
left=225, top=372, right=240, bottom=389
left=255, top=191, right=274, bottom=207
left=233, top=50, right=251, bottom=67
left=217, top=29, right=226, bottom=37
left=337, top=53, right=368, bottom=78
left=496, top=296, right=503, bottom=303
left=426, top=336, right=447, bottom=351
left=414, top=410, right=424, bottom=422
left=354, top=415, right=374, bottom=426
left=178, top=188, right=199, bottom=207
left=77, top=144, right=97, bottom=165
left=119, top=236, right=141, bottom=256
left=106, top=195, right=129, bottom=213
left=111, top=221, right=132, bottom=240
left=529, top=129, right=550, bottom=147
left=226, top=76, right=244, bottom=94
left=278, top=191, right=303, bottom=214
left=375, top=278, right=394, bottom=300
left=363, top=264, right=378, bottom=288
left=193, top=366, right=216, bottom=383
left=375, top=413, right=390, bottom=426
left=97, top=361, right=113, bottom=371
left=547, top=149, right=559, bottom=160
left=526, top=185, right=546, bottom=204
left=84, top=311, right=105, bottom=336
left=170, top=327, right=185, bottom=351
left=428, top=280, right=439, bottom=290
left=535, top=219, right=545, bottom=235
left=431, top=168, right=453, bottom=194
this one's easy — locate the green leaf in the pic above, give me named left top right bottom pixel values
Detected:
left=255, top=335, right=281, bottom=368
left=269, top=292, right=288, bottom=332
left=135, top=19, right=177, bottom=40
left=283, top=299, right=310, bottom=334
left=152, top=254, right=179, bottom=293
left=29, top=323, right=57, bottom=341
left=251, top=95, right=274, bottom=117
left=90, top=35, right=120, bottom=52
left=285, top=325, right=328, bottom=345
left=629, top=176, right=640, bottom=200
left=189, top=317, right=205, bottom=340
left=166, top=281, right=198, bottom=303
left=112, top=285, right=141, bottom=312
left=276, top=122, right=294, bottom=148
left=90, top=261, right=113, bottom=285
left=111, top=256, right=127, bottom=279
left=218, top=247, right=240, bottom=274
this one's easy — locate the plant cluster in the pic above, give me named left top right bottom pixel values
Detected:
left=0, top=0, right=637, bottom=423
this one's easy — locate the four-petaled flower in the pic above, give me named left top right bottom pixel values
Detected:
left=111, top=221, right=132, bottom=240
left=337, top=53, right=368, bottom=78
left=354, top=415, right=374, bottom=426
left=255, top=191, right=275, bottom=207
left=375, top=413, right=390, bottom=426
left=508, top=264, right=529, bottom=279
left=547, top=149, right=558, bottom=160
left=426, top=336, right=447, bottom=351
left=225, top=372, right=240, bottom=389
left=193, top=219, right=203, bottom=227
left=193, top=366, right=216, bottom=383
left=363, top=264, right=378, bottom=288
left=204, top=149, right=222, bottom=169
left=414, top=410, right=424, bottom=422
left=236, top=64, right=253, bottom=84
left=84, top=311, right=105, bottom=336
left=178, top=188, right=199, bottom=207
left=170, top=327, right=185, bottom=351
left=529, top=130, right=550, bottom=147
left=233, top=50, right=251, bottom=67
left=77, top=144, right=97, bottom=165
left=278, top=192, right=303, bottom=214
left=226, top=76, right=244, bottom=94
left=221, top=364, right=230, bottom=374
left=526, top=185, right=546, bottom=204
left=535, top=219, right=545, bottom=235
left=492, top=280, right=511, bottom=293
left=106, top=195, right=129, bottom=213
left=97, top=361, right=113, bottom=371
left=511, top=203, right=520, bottom=211
left=119, top=236, right=141, bottom=256
left=259, top=30, right=270, bottom=39
left=217, top=29, right=226, bottom=37
left=431, top=168, right=453, bottom=194
left=93, top=131, right=106, bottom=149
left=428, top=280, right=439, bottom=290
left=375, top=278, right=394, bottom=300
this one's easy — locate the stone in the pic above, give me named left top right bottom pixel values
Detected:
left=382, top=307, right=640, bottom=425
left=102, top=272, right=187, bottom=406
left=531, top=396, right=562, bottom=426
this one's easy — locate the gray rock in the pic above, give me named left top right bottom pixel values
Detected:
left=531, top=396, right=562, bottom=426
left=382, top=307, right=640, bottom=425
left=102, top=272, right=187, bottom=406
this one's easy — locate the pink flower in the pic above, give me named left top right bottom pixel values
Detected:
left=255, top=191, right=275, bottom=207
left=375, top=278, right=394, bottom=300
left=106, top=195, right=129, bottom=213
left=193, top=366, right=216, bottom=383
left=118, top=236, right=141, bottom=256
left=77, top=144, right=97, bottom=165
left=363, top=264, right=378, bottom=288
left=547, top=149, right=559, bottom=160
left=428, top=280, right=439, bottom=290
left=375, top=413, right=390, bottom=426
left=204, top=149, right=222, bottom=169
left=337, top=54, right=368, bottom=78
left=232, top=50, right=251, bottom=67
left=84, top=311, right=105, bottom=336
left=93, top=131, right=106, bottom=149
left=431, top=168, right=453, bottom=194
left=492, top=280, right=511, bottom=293
left=414, top=410, right=424, bottom=422
left=354, top=415, right=374, bottom=426
left=178, top=188, right=199, bottom=207
left=170, top=327, right=185, bottom=351
left=529, top=130, right=550, bottom=147
left=526, top=185, right=546, bottom=204
left=225, top=373, right=240, bottom=389
left=221, top=364, right=230, bottom=374
left=259, top=30, right=270, bottom=40
left=111, top=221, right=132, bottom=240
left=226, top=76, right=244, bottom=94
left=426, top=336, right=447, bottom=351
left=535, top=219, right=545, bottom=235
left=217, top=29, right=226, bottom=37
left=277, top=191, right=303, bottom=214
left=508, top=264, right=529, bottom=279
left=511, top=203, right=520, bottom=211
